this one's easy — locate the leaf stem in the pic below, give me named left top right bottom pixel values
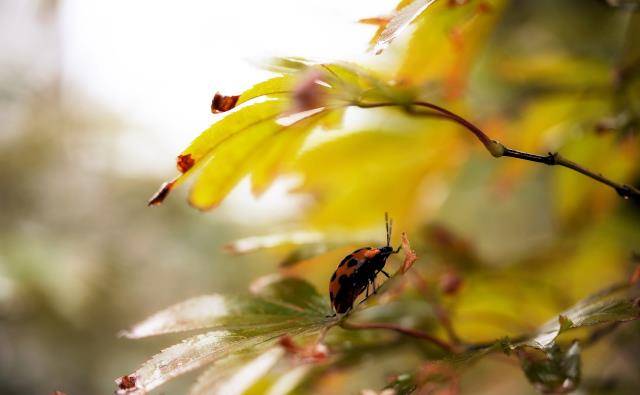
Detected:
left=354, top=100, right=640, bottom=204
left=340, top=321, right=455, bottom=353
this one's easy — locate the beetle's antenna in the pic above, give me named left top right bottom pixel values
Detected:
left=385, top=212, right=391, bottom=247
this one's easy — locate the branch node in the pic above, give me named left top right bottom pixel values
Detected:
left=545, top=152, right=559, bottom=165
left=487, top=140, right=505, bottom=157
left=616, top=185, right=640, bottom=203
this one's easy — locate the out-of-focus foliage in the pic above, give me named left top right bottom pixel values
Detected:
left=2, top=0, right=639, bottom=395
left=517, top=342, right=581, bottom=394
left=138, top=0, right=640, bottom=393
left=137, top=0, right=640, bottom=393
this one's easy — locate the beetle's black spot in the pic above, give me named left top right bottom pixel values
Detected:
left=347, top=258, right=358, bottom=267
left=330, top=271, right=336, bottom=281
left=339, top=255, right=351, bottom=267
left=339, top=274, right=349, bottom=284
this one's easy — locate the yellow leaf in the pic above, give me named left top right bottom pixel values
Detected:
left=318, top=107, right=345, bottom=130
left=189, top=119, right=282, bottom=209
left=495, top=53, right=611, bottom=89
left=236, top=75, right=296, bottom=106
left=179, top=100, right=287, bottom=168
left=397, top=0, right=505, bottom=93
left=293, top=120, right=464, bottom=231
left=371, top=0, right=437, bottom=54
left=189, top=109, right=333, bottom=209
left=148, top=100, right=288, bottom=206
left=249, top=111, right=328, bottom=196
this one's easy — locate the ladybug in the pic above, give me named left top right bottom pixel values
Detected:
left=329, top=214, right=401, bottom=314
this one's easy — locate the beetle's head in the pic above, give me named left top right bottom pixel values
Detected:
left=381, top=213, right=402, bottom=256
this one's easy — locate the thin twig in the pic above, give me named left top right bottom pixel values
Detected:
left=354, top=100, right=640, bottom=204
left=341, top=321, right=455, bottom=353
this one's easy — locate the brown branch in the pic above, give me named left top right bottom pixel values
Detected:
left=354, top=100, right=640, bottom=204
left=341, top=321, right=455, bottom=353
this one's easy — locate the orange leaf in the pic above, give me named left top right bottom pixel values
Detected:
left=401, top=232, right=418, bottom=273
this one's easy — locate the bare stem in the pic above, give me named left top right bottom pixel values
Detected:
left=354, top=100, right=640, bottom=204
left=341, top=321, right=455, bottom=353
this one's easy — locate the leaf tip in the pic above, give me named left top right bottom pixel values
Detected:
left=115, top=374, right=140, bottom=394
left=358, top=16, right=392, bottom=27
left=400, top=232, right=417, bottom=273
left=148, top=179, right=176, bottom=206
left=249, top=274, right=282, bottom=295
left=177, top=153, right=195, bottom=173
left=558, top=315, right=574, bottom=333
left=211, top=92, right=240, bottom=114
left=187, top=195, right=221, bottom=212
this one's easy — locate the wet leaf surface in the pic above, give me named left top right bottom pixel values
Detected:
left=517, top=341, right=581, bottom=394
left=519, top=283, right=640, bottom=349
left=117, top=276, right=335, bottom=394
left=189, top=347, right=284, bottom=395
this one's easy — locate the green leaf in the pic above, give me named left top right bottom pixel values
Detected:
left=120, top=295, right=324, bottom=339
left=117, top=326, right=297, bottom=394
left=444, top=283, right=640, bottom=386
left=520, top=283, right=640, bottom=349
left=251, top=274, right=331, bottom=316
left=121, top=276, right=332, bottom=339
left=517, top=341, right=581, bottom=394
left=189, top=347, right=284, bottom=395
left=116, top=276, right=335, bottom=394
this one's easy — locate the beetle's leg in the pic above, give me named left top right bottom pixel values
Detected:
left=372, top=277, right=378, bottom=294
left=359, top=283, right=371, bottom=305
left=393, top=245, right=402, bottom=254
left=381, top=269, right=390, bottom=278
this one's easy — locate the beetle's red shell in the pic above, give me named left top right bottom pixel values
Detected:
left=329, top=247, right=381, bottom=313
